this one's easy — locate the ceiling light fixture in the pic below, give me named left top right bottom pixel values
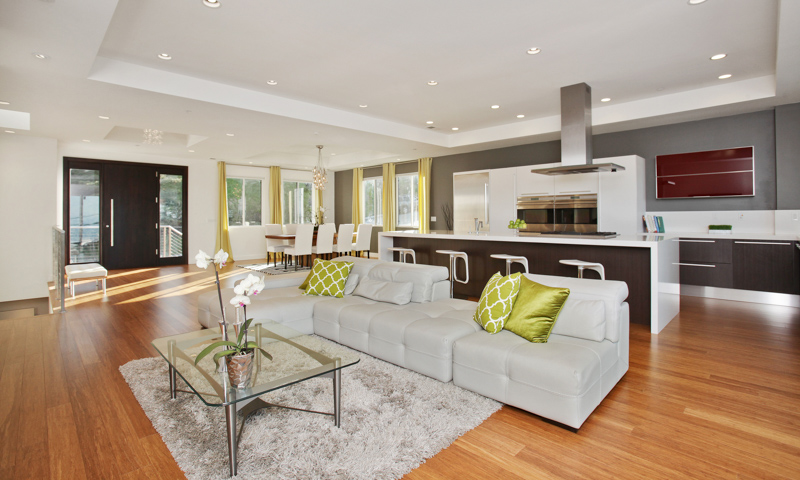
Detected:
left=491, top=105, right=500, bottom=109
left=266, top=80, right=278, bottom=85
left=359, top=104, right=368, bottom=108
left=601, top=98, right=611, bottom=102
left=158, top=53, right=172, bottom=60
left=710, top=53, right=727, bottom=60
left=98, top=115, right=109, bottom=119
left=82, top=139, right=91, bottom=143
left=426, top=121, right=434, bottom=124
left=688, top=0, right=707, bottom=4
left=451, top=127, right=459, bottom=131
left=33, top=52, right=49, bottom=59
left=516, top=114, right=525, bottom=118
left=143, top=129, right=163, bottom=144
left=718, top=74, right=732, bottom=79
left=527, top=48, right=541, bottom=55
left=226, top=133, right=234, bottom=136
left=0, top=101, right=10, bottom=105
left=313, top=145, right=328, bottom=190
left=427, top=81, right=438, bottom=86
left=188, top=149, right=195, bottom=153
left=5, top=130, right=15, bottom=134
left=203, top=0, right=221, bottom=8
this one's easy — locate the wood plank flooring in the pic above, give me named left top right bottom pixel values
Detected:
left=1, top=262, right=798, bottom=479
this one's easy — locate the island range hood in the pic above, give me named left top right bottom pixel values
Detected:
left=531, top=83, right=625, bottom=175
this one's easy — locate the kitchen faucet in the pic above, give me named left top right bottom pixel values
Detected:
left=474, top=217, right=483, bottom=234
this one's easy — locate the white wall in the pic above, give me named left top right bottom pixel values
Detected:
left=0, top=135, right=58, bottom=302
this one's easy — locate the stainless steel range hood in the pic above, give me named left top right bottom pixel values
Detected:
left=532, top=83, right=625, bottom=175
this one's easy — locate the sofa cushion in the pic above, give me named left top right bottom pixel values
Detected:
left=551, top=298, right=606, bottom=342
left=344, top=273, right=359, bottom=295
left=365, top=263, right=449, bottom=303
left=332, top=256, right=378, bottom=280
left=473, top=272, right=521, bottom=334
left=353, top=277, right=413, bottom=305
left=504, top=277, right=570, bottom=343
left=304, top=260, right=353, bottom=298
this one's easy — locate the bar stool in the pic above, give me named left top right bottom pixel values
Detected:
left=386, top=247, right=416, bottom=264
left=559, top=259, right=605, bottom=280
left=490, top=254, right=529, bottom=276
left=436, top=250, right=469, bottom=298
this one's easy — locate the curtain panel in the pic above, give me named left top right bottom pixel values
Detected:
left=269, top=166, right=282, bottom=224
left=215, top=161, right=234, bottom=260
left=382, top=163, right=396, bottom=232
left=352, top=167, right=363, bottom=225
left=417, top=158, right=432, bottom=234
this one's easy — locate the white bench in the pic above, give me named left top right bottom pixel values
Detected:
left=65, top=263, right=108, bottom=298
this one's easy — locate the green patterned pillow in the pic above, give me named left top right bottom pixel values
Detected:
left=473, top=272, right=522, bottom=334
left=303, top=259, right=353, bottom=298
left=504, top=277, right=570, bottom=343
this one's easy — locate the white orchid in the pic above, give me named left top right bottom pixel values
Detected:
left=248, top=276, right=265, bottom=296
left=195, top=250, right=211, bottom=269
left=213, top=249, right=229, bottom=267
left=230, top=295, right=251, bottom=308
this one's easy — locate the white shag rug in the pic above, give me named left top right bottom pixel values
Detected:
left=120, top=343, right=501, bottom=480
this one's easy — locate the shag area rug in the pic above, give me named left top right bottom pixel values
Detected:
left=238, top=263, right=311, bottom=276
left=120, top=343, right=501, bottom=480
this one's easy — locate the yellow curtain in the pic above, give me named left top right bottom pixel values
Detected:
left=315, top=187, right=324, bottom=223
left=215, top=161, right=234, bottom=261
left=417, top=158, right=432, bottom=234
left=382, top=163, right=396, bottom=232
left=351, top=167, right=363, bottom=225
left=269, top=166, right=282, bottom=224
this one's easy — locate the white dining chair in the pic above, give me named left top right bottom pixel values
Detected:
left=284, top=224, right=314, bottom=270
left=283, top=223, right=298, bottom=247
left=332, top=223, right=355, bottom=257
left=265, top=224, right=288, bottom=267
left=311, top=223, right=335, bottom=261
left=353, top=223, right=373, bottom=258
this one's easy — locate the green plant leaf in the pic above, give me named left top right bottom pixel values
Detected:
left=212, top=349, right=240, bottom=367
left=243, top=341, right=273, bottom=361
left=194, top=340, right=238, bottom=365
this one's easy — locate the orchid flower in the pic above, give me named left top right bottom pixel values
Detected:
left=248, top=277, right=265, bottom=296
left=213, top=249, right=229, bottom=267
left=195, top=250, right=212, bottom=269
left=230, top=295, right=251, bottom=308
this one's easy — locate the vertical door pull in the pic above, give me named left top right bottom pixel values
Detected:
left=110, top=199, right=115, bottom=247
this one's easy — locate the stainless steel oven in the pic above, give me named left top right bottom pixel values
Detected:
left=554, top=194, right=597, bottom=233
left=516, top=195, right=555, bottom=233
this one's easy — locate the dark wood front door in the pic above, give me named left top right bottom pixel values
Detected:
left=102, top=163, right=159, bottom=270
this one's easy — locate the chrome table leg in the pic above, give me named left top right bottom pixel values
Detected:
left=225, top=404, right=237, bottom=477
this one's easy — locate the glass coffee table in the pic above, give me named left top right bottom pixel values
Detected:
left=152, top=322, right=360, bottom=477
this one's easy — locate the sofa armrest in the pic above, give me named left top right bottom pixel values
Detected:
left=235, top=271, right=308, bottom=290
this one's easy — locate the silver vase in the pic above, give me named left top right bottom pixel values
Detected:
left=226, top=351, right=255, bottom=389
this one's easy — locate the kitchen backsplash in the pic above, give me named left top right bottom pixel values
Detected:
left=647, top=210, right=800, bottom=235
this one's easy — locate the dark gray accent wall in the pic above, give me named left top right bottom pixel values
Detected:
left=776, top=103, right=800, bottom=210
left=334, top=169, right=353, bottom=224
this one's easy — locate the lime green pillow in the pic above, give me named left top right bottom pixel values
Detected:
left=504, top=277, right=570, bottom=343
left=303, top=259, right=353, bottom=298
left=298, top=270, right=313, bottom=290
left=473, top=272, right=522, bottom=334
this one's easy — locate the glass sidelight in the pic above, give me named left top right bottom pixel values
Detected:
left=159, top=173, right=184, bottom=258
left=69, top=168, right=100, bottom=263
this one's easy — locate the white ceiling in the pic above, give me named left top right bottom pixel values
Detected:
left=1, top=0, right=798, bottom=171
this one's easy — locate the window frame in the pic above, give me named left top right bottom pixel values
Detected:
left=395, top=172, right=419, bottom=228
left=226, top=176, right=264, bottom=227
left=361, top=176, right=383, bottom=226
left=281, top=179, right=316, bottom=224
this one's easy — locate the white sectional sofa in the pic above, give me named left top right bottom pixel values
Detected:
left=197, top=256, right=629, bottom=429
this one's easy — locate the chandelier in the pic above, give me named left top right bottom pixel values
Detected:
left=312, top=145, right=328, bottom=190
left=143, top=129, right=163, bottom=145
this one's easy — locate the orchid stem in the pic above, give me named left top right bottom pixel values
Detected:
left=214, top=265, right=228, bottom=342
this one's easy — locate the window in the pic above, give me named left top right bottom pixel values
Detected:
left=283, top=181, right=314, bottom=224
left=396, top=173, right=419, bottom=228
left=226, top=177, right=262, bottom=226
left=362, top=177, right=383, bottom=225
left=69, top=168, right=100, bottom=263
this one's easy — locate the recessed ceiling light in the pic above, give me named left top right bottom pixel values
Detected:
left=331, top=153, right=336, bottom=156
left=491, top=105, right=500, bottom=109
left=0, top=101, right=9, bottom=105
left=226, top=133, right=234, bottom=136
left=688, top=0, right=706, bottom=4
left=188, top=150, right=195, bottom=153
left=203, top=0, right=221, bottom=7
left=601, top=98, right=611, bottom=102
left=426, top=121, right=434, bottom=124
left=98, top=115, right=109, bottom=119
left=249, top=161, right=253, bottom=164
left=82, top=139, right=91, bottom=143
left=527, top=48, right=541, bottom=55
left=33, top=52, right=49, bottom=60
left=516, top=114, right=525, bottom=118
left=427, top=81, right=438, bottom=86
left=266, top=80, right=277, bottom=85
left=451, top=127, right=459, bottom=131
left=718, top=74, right=732, bottom=79
left=158, top=53, right=172, bottom=60
left=359, top=104, right=368, bottom=108
left=710, top=53, right=727, bottom=60
left=5, top=130, right=15, bottom=134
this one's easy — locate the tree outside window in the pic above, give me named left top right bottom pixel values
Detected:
left=396, top=173, right=419, bottom=228
left=362, top=177, right=383, bottom=225
left=226, top=177, right=263, bottom=226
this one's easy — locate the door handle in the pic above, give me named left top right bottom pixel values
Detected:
left=734, top=241, right=791, bottom=246
left=110, top=198, right=115, bottom=247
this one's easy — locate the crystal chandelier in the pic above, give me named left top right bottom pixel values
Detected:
left=143, top=129, right=163, bottom=145
left=312, top=145, right=327, bottom=190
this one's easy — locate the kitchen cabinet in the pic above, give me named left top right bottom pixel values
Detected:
left=489, top=167, right=517, bottom=234
left=732, top=240, right=799, bottom=294
left=516, top=165, right=555, bottom=197
left=678, top=238, right=733, bottom=288
left=597, top=156, right=645, bottom=234
left=555, top=172, right=598, bottom=195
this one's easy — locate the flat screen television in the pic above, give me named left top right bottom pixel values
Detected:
left=655, top=146, right=754, bottom=199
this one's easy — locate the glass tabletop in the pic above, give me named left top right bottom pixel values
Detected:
left=151, top=322, right=360, bottom=407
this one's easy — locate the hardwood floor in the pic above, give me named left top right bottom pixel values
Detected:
left=1, top=262, right=798, bottom=479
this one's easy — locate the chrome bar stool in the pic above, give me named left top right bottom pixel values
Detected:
left=386, top=247, right=416, bottom=264
left=559, top=259, right=605, bottom=280
left=436, top=250, right=469, bottom=298
left=490, top=254, right=529, bottom=276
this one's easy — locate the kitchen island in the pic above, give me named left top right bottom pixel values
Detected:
left=379, top=231, right=680, bottom=334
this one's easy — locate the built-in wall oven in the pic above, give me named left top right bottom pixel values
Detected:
left=516, top=194, right=598, bottom=234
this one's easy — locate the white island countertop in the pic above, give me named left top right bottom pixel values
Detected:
left=380, top=230, right=673, bottom=248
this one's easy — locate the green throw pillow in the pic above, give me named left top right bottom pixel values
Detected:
left=303, top=259, right=353, bottom=298
left=298, top=270, right=313, bottom=290
left=504, top=277, right=570, bottom=343
left=473, top=272, right=522, bottom=334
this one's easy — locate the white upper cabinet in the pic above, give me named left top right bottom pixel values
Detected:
left=489, top=167, right=517, bottom=234
left=597, top=155, right=645, bottom=234
left=554, top=172, right=599, bottom=195
left=515, top=165, right=556, bottom=197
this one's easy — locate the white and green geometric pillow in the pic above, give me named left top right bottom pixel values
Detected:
left=473, top=272, right=522, bottom=334
left=304, top=259, right=354, bottom=298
